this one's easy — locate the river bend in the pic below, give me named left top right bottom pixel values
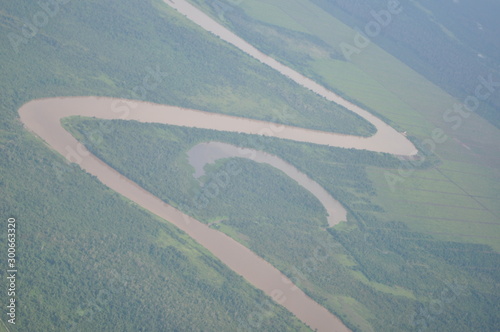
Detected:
left=18, top=1, right=419, bottom=331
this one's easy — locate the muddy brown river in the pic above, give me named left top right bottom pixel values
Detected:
left=18, top=1, right=418, bottom=331
left=164, top=0, right=418, bottom=156
left=187, top=141, right=348, bottom=226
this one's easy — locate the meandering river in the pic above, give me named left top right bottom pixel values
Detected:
left=165, top=0, right=418, bottom=156
left=18, top=1, right=418, bottom=331
left=187, top=141, right=347, bottom=226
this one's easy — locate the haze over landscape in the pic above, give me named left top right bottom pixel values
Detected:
left=1, top=0, right=499, bottom=331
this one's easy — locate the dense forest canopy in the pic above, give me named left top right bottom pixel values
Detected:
left=1, top=0, right=499, bottom=331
